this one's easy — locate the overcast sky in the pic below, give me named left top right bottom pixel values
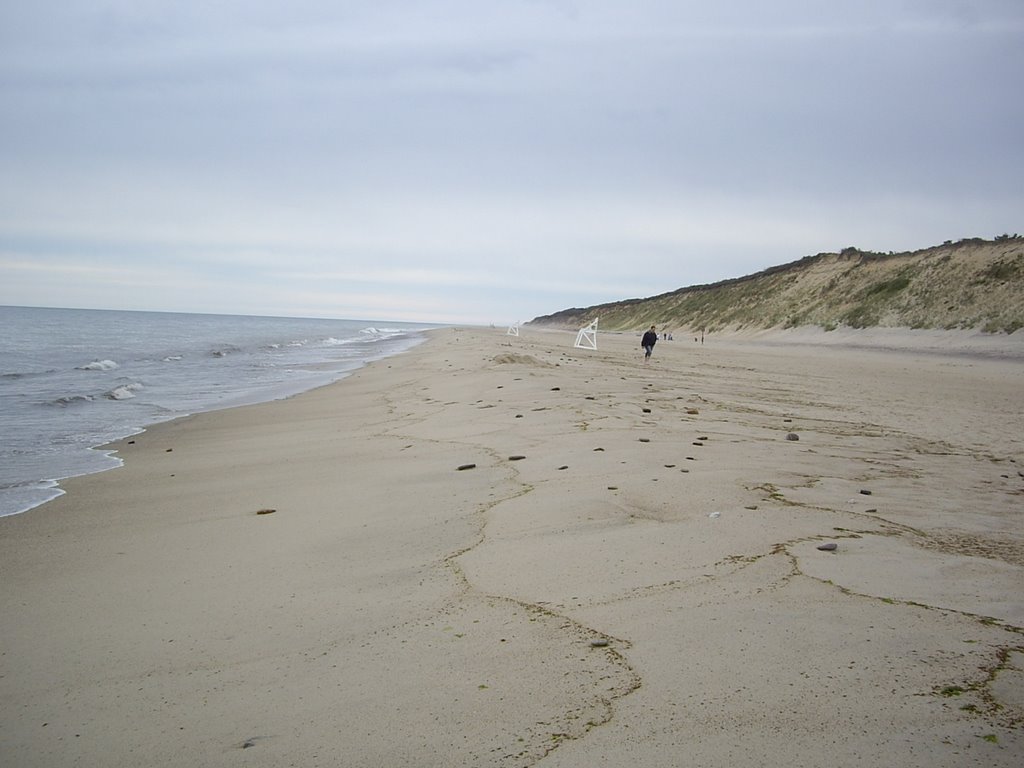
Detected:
left=1, top=1, right=1021, bottom=325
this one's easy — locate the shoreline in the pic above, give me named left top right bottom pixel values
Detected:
left=0, top=331, right=433, bottom=520
left=2, top=326, right=1021, bottom=766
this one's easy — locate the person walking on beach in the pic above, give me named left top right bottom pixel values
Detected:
left=641, top=325, right=658, bottom=363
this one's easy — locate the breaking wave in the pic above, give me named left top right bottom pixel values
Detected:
left=52, top=394, right=96, bottom=406
left=105, top=382, right=144, bottom=401
left=77, top=359, right=119, bottom=371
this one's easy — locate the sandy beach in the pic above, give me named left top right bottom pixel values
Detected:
left=2, top=326, right=1022, bottom=767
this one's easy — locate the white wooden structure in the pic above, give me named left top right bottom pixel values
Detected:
left=574, top=318, right=598, bottom=349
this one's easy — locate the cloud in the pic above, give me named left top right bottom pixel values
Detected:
left=1, top=1, right=1022, bottom=324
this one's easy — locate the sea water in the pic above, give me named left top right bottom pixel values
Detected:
left=0, top=306, right=438, bottom=517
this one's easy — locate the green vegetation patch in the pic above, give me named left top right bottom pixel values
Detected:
left=840, top=272, right=916, bottom=328
left=841, top=302, right=879, bottom=329
left=982, top=318, right=1023, bottom=334
left=865, top=275, right=911, bottom=297
left=977, top=257, right=1022, bottom=282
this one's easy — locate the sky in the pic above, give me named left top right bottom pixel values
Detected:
left=1, top=1, right=1022, bottom=325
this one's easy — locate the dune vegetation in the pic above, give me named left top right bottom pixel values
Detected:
left=530, top=236, right=1024, bottom=334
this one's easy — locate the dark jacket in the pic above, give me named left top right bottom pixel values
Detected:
left=641, top=330, right=658, bottom=348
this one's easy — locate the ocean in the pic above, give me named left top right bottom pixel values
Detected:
left=0, top=306, right=438, bottom=517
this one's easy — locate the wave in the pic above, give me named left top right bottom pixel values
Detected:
left=162, top=355, right=183, bottom=362
left=2, top=369, right=57, bottom=380
left=105, top=382, right=144, bottom=401
left=0, top=479, right=64, bottom=518
left=365, top=325, right=407, bottom=333
left=0, top=477, right=58, bottom=491
left=77, top=359, right=119, bottom=371
left=353, top=327, right=407, bottom=341
left=209, top=345, right=242, bottom=358
left=49, top=379, right=144, bottom=404
left=322, top=336, right=358, bottom=346
left=52, top=394, right=96, bottom=406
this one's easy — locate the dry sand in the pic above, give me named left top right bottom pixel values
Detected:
left=1, top=326, right=1022, bottom=767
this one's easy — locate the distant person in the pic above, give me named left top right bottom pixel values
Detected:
left=641, top=325, right=658, bottom=362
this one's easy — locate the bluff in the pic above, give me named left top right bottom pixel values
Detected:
left=529, top=236, right=1024, bottom=334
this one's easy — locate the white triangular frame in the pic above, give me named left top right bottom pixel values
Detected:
left=574, top=318, right=598, bottom=349
left=507, top=323, right=520, bottom=336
